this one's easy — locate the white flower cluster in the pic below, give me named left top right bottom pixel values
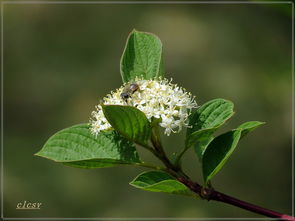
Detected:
left=90, top=78, right=197, bottom=136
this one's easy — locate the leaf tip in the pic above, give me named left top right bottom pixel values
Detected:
left=129, top=173, right=142, bottom=188
left=131, top=28, right=138, bottom=33
left=129, top=180, right=136, bottom=187
left=34, top=151, right=42, bottom=157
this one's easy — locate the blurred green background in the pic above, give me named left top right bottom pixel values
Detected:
left=3, top=2, right=293, bottom=219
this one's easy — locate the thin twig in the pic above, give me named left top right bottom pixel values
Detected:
left=174, top=146, right=188, bottom=167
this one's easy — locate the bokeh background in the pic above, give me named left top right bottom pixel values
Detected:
left=2, top=2, right=293, bottom=219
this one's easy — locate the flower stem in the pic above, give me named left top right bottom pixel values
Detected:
left=174, top=146, right=188, bottom=167
left=150, top=123, right=182, bottom=173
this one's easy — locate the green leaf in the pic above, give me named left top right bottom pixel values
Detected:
left=63, top=159, right=132, bottom=169
left=202, top=121, right=265, bottom=184
left=186, top=99, right=234, bottom=159
left=202, top=130, right=241, bottom=184
left=130, top=171, right=194, bottom=196
left=102, top=105, right=151, bottom=145
left=35, top=124, right=140, bottom=168
left=120, top=30, right=164, bottom=83
left=187, top=99, right=234, bottom=133
left=237, top=121, right=265, bottom=138
left=186, top=128, right=215, bottom=158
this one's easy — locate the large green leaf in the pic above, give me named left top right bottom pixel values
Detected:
left=130, top=171, right=194, bottom=196
left=120, top=30, right=165, bottom=83
left=202, top=121, right=265, bottom=184
left=186, top=99, right=234, bottom=159
left=35, top=124, right=140, bottom=168
left=102, top=105, right=151, bottom=145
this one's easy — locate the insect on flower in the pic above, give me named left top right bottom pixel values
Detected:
left=90, top=78, right=198, bottom=136
left=120, top=83, right=140, bottom=102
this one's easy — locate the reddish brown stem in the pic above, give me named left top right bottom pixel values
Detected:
left=176, top=178, right=295, bottom=220
left=150, top=129, right=294, bottom=220
left=173, top=164, right=294, bottom=220
left=176, top=176, right=295, bottom=220
left=210, top=190, right=295, bottom=220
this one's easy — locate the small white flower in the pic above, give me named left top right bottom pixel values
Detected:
left=90, top=78, right=197, bottom=136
